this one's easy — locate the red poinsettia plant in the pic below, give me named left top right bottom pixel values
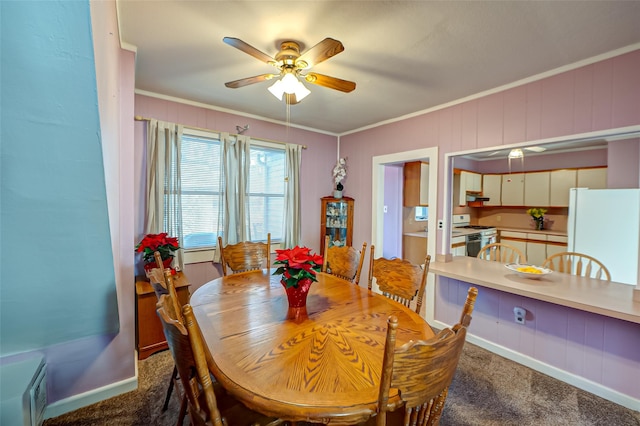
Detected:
left=135, top=233, right=179, bottom=263
left=273, top=246, right=323, bottom=289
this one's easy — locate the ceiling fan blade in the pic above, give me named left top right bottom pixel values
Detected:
left=225, top=74, right=278, bottom=89
left=223, top=37, right=276, bottom=65
left=297, top=38, right=344, bottom=69
left=304, top=73, right=356, bottom=93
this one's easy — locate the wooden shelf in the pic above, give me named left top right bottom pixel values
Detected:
left=135, top=272, right=190, bottom=360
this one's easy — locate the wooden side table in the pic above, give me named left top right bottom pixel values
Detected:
left=135, top=272, right=191, bottom=360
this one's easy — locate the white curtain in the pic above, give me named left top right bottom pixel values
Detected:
left=283, top=143, right=302, bottom=248
left=220, top=133, right=250, bottom=245
left=145, top=119, right=184, bottom=270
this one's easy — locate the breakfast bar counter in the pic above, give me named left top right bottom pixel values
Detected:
left=430, top=256, right=640, bottom=324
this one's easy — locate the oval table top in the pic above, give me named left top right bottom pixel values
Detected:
left=190, top=269, right=435, bottom=425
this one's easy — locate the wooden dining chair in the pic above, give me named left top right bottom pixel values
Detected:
left=147, top=251, right=188, bottom=412
left=373, top=287, right=478, bottom=426
left=322, top=235, right=367, bottom=285
left=218, top=233, right=271, bottom=276
left=542, top=251, right=611, bottom=281
left=368, top=245, right=430, bottom=314
left=156, top=295, right=283, bottom=426
left=477, top=242, right=527, bottom=264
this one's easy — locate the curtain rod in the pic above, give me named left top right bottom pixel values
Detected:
left=134, top=115, right=307, bottom=149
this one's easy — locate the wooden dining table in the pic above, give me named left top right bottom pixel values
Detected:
left=190, top=269, right=435, bottom=425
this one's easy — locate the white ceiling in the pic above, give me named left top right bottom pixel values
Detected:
left=117, top=1, right=640, bottom=136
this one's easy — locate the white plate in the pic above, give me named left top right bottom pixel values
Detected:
left=505, top=263, right=552, bottom=279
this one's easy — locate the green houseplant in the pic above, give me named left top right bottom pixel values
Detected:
left=527, top=208, right=547, bottom=230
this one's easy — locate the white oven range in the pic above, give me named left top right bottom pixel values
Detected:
left=452, top=214, right=497, bottom=257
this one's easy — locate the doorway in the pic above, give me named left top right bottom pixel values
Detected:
left=371, top=147, right=438, bottom=320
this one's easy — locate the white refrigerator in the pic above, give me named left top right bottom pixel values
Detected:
left=568, top=188, right=640, bottom=285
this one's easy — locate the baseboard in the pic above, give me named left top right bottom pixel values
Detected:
left=432, top=319, right=640, bottom=412
left=43, top=354, right=139, bottom=419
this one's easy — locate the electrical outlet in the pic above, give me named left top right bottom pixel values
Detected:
left=437, top=220, right=444, bottom=230
left=513, top=307, right=526, bottom=324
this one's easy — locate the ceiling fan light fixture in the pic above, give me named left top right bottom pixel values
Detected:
left=268, top=73, right=310, bottom=102
left=508, top=149, right=524, bottom=159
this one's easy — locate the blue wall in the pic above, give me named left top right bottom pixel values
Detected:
left=1, top=0, right=119, bottom=355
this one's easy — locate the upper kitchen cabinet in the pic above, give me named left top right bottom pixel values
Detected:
left=549, top=169, right=577, bottom=206
left=458, top=171, right=482, bottom=206
left=577, top=167, right=607, bottom=189
left=482, top=174, right=502, bottom=206
left=501, top=173, right=524, bottom=206
left=403, top=161, right=429, bottom=206
left=524, top=171, right=550, bottom=206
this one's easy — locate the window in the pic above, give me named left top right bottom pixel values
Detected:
left=178, top=129, right=286, bottom=250
left=415, top=207, right=428, bottom=221
left=179, top=131, right=222, bottom=249
left=248, top=145, right=285, bottom=242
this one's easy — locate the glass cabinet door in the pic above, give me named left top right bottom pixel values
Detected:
left=325, top=200, right=348, bottom=248
left=320, top=196, right=354, bottom=255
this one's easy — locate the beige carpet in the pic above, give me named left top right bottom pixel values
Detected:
left=44, top=342, right=640, bottom=426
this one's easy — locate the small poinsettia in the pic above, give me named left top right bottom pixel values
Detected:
left=273, top=246, right=323, bottom=288
left=135, top=233, right=179, bottom=263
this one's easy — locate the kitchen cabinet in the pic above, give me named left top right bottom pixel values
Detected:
left=546, top=235, right=569, bottom=258
left=482, top=174, right=502, bottom=206
left=499, top=231, right=568, bottom=265
left=403, top=234, right=428, bottom=265
left=524, top=171, right=550, bottom=206
left=403, top=161, right=429, bottom=206
left=526, top=233, right=547, bottom=265
left=549, top=169, right=577, bottom=207
left=320, top=196, right=354, bottom=255
left=451, top=235, right=466, bottom=256
left=577, top=167, right=607, bottom=189
left=458, top=171, right=482, bottom=206
left=499, top=231, right=528, bottom=260
left=501, top=173, right=525, bottom=206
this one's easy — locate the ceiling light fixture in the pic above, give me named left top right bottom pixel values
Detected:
left=507, top=149, right=524, bottom=174
left=508, top=149, right=524, bottom=159
left=268, top=72, right=310, bottom=102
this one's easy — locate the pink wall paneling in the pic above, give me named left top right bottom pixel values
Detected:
left=435, top=278, right=640, bottom=401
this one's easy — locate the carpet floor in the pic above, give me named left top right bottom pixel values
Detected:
left=44, top=342, right=640, bottom=426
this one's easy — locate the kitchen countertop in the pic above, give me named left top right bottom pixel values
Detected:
left=497, top=227, right=567, bottom=237
left=404, top=231, right=428, bottom=238
left=430, top=256, right=639, bottom=324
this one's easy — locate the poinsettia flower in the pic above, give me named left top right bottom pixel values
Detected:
left=135, top=233, right=180, bottom=263
left=273, top=245, right=323, bottom=288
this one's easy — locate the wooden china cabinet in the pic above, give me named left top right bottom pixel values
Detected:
left=320, top=196, right=354, bottom=255
left=135, top=271, right=191, bottom=360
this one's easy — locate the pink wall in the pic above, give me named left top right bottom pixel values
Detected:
left=608, top=138, right=640, bottom=188
left=134, top=95, right=338, bottom=289
left=341, top=49, right=640, bottom=260
left=339, top=49, right=640, bottom=404
left=435, top=278, right=640, bottom=400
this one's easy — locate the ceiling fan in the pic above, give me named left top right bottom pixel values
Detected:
left=223, top=37, right=356, bottom=104
left=486, top=146, right=547, bottom=158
